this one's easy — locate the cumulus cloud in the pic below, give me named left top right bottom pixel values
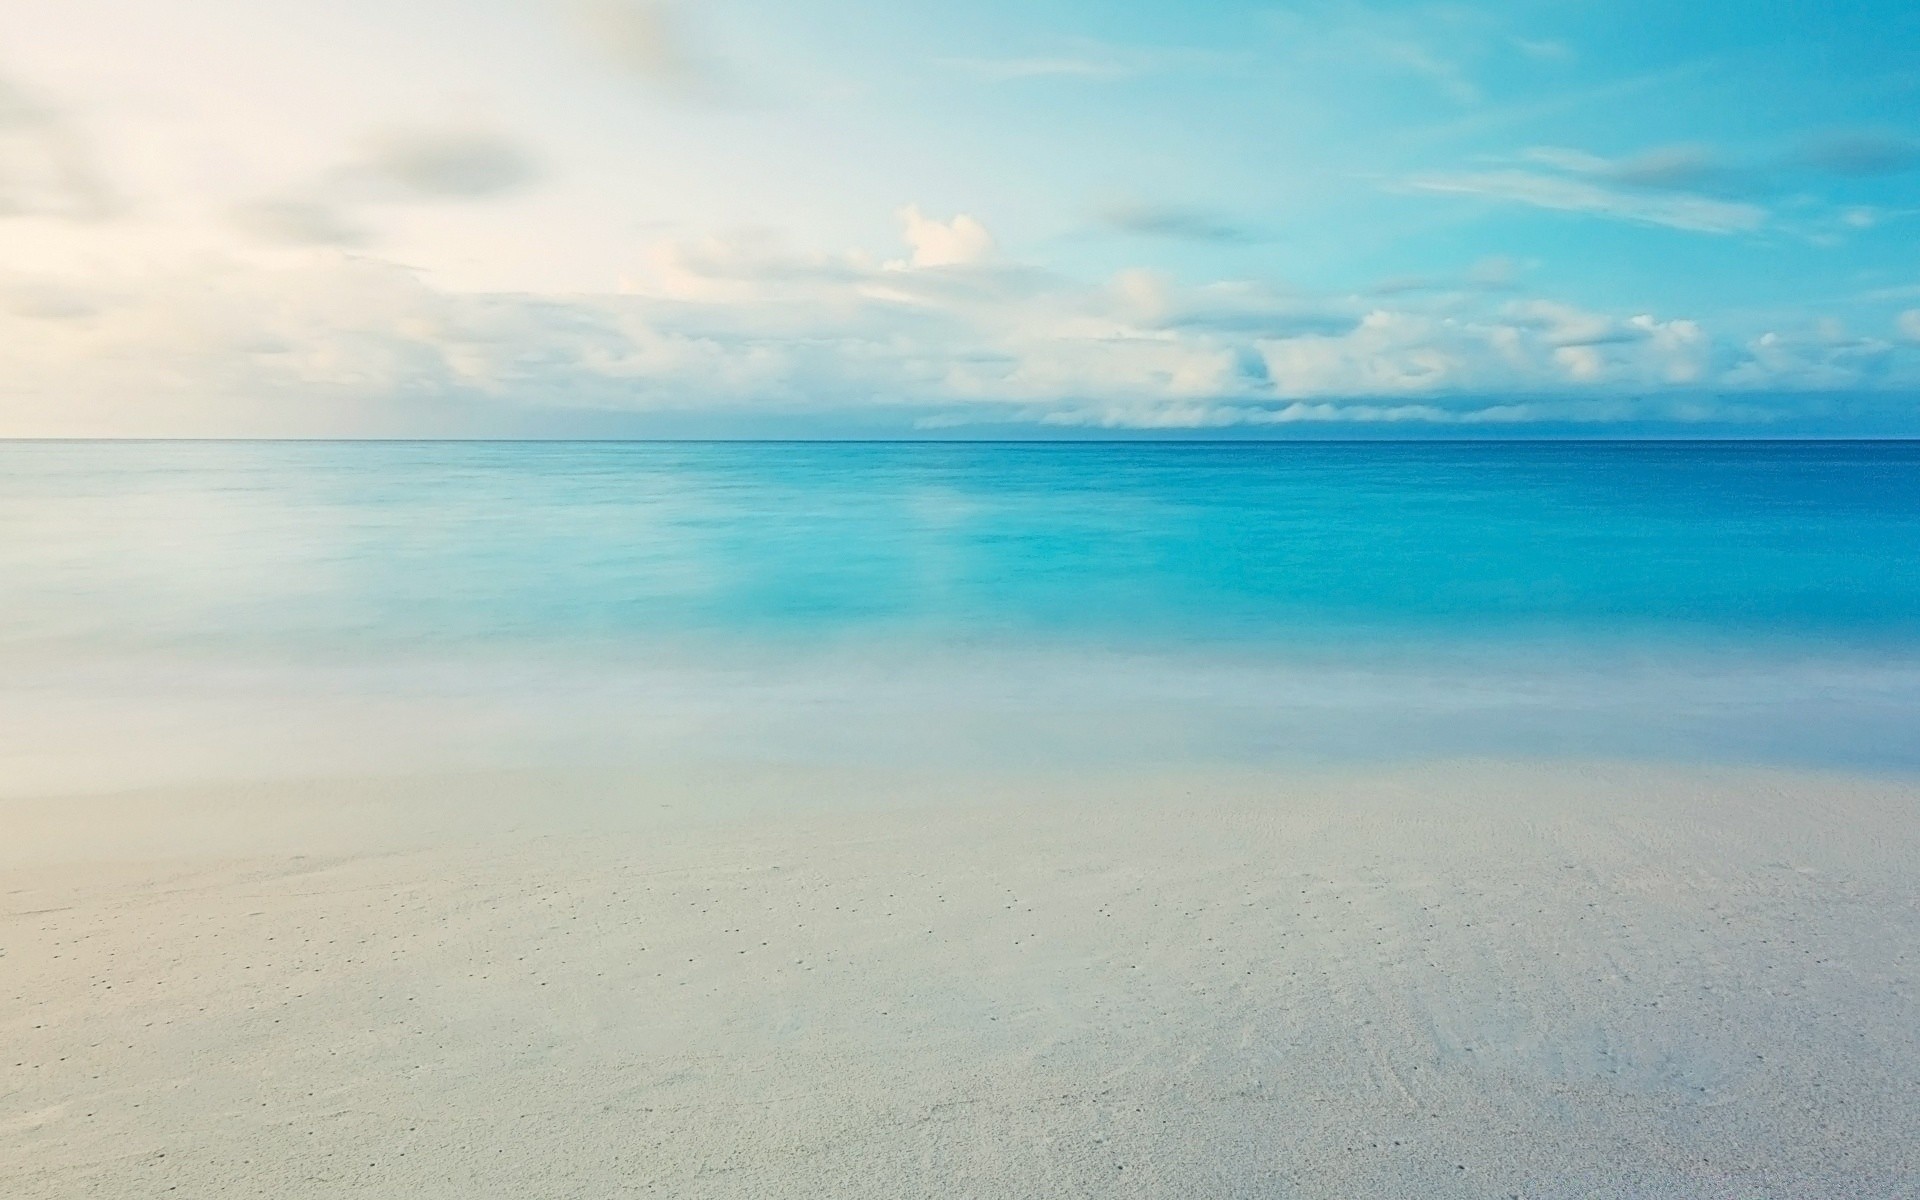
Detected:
left=0, top=72, right=117, bottom=221
left=7, top=206, right=1920, bottom=436
left=1253, top=302, right=1714, bottom=399
left=1724, top=323, right=1899, bottom=391
left=894, top=206, right=994, bottom=268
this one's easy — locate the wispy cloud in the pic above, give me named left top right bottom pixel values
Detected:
left=1798, top=129, right=1920, bottom=177
left=1097, top=203, right=1258, bottom=244
left=1409, top=168, right=1767, bottom=233
left=231, top=197, right=371, bottom=248
left=0, top=71, right=117, bottom=221
left=1511, top=37, right=1574, bottom=62
left=944, top=39, right=1230, bottom=84
left=1401, top=61, right=1713, bottom=147
left=350, top=129, right=541, bottom=199
left=567, top=0, right=732, bottom=100
left=944, top=56, right=1133, bottom=82
left=1369, top=256, right=1527, bottom=297
left=1413, top=126, right=1920, bottom=238
left=1523, top=143, right=1744, bottom=193
left=1264, top=3, right=1571, bottom=108
left=234, top=127, right=543, bottom=247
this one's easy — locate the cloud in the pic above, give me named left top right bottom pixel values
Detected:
left=8, top=207, right=1920, bottom=436
left=1263, top=4, right=1566, bottom=108
left=1256, top=304, right=1713, bottom=398
left=0, top=72, right=117, bottom=221
left=352, top=129, right=540, bottom=199
left=1098, top=203, right=1257, bottom=244
left=1410, top=168, right=1767, bottom=233
left=231, top=197, right=370, bottom=248
left=1900, top=310, right=1920, bottom=342
left=894, top=206, right=994, bottom=268
left=944, top=56, right=1132, bottom=82
left=1725, top=324, right=1899, bottom=390
left=1598, top=144, right=1733, bottom=192
left=570, top=0, right=727, bottom=99
left=1511, top=37, right=1573, bottom=62
left=1445, top=135, right=1920, bottom=240
left=234, top=126, right=541, bottom=246
left=1528, top=133, right=1920, bottom=199
left=1377, top=40, right=1481, bottom=105
left=942, top=40, right=1226, bottom=84
left=1521, top=143, right=1755, bottom=194
left=1, top=276, right=101, bottom=321
left=1465, top=256, right=1522, bottom=288
left=1800, top=130, right=1920, bottom=177
left=1370, top=256, right=1526, bottom=297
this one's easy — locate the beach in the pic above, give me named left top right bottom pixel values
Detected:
left=7, top=760, right=1917, bottom=1198
left=9, top=0, right=1920, bottom=1187
left=5, top=440, right=1919, bottom=1195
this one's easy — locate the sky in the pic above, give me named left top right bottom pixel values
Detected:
left=2, top=0, right=1919, bottom=437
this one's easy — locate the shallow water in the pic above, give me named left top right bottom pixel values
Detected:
left=3, top=440, right=1918, bottom=789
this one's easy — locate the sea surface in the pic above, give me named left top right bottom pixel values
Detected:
left=3, top=440, right=1918, bottom=793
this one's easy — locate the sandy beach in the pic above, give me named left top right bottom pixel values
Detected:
left=5, top=760, right=1916, bottom=1198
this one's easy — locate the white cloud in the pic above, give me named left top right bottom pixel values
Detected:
left=944, top=56, right=1131, bottom=81
left=1262, top=3, right=1566, bottom=108
left=1098, top=202, right=1256, bottom=244
left=1523, top=143, right=1735, bottom=192
left=942, top=39, right=1225, bottom=83
left=231, top=197, right=369, bottom=247
left=894, top=206, right=994, bottom=268
left=234, top=126, right=541, bottom=247
left=1900, top=310, right=1920, bottom=341
left=3, top=207, right=1917, bottom=436
left=1251, top=303, right=1711, bottom=398
left=1723, top=325, right=1897, bottom=390
left=568, top=0, right=727, bottom=99
left=0, top=72, right=116, bottom=221
left=1410, top=169, right=1766, bottom=233
left=352, top=129, right=539, bottom=199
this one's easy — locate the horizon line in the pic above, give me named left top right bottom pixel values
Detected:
left=5, top=436, right=1920, bottom=447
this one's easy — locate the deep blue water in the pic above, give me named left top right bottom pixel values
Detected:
left=3, top=440, right=1917, bottom=653
left=3, top=440, right=1918, bottom=786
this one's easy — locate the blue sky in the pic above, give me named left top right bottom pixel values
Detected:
left=2, top=0, right=1918, bottom=435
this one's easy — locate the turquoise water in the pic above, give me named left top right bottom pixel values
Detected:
left=5, top=440, right=1918, bottom=650
left=2, top=440, right=1918, bottom=787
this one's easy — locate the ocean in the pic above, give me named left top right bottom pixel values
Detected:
left=4, top=440, right=1918, bottom=793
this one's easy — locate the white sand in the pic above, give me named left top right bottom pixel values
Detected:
left=4, top=761, right=1917, bottom=1197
